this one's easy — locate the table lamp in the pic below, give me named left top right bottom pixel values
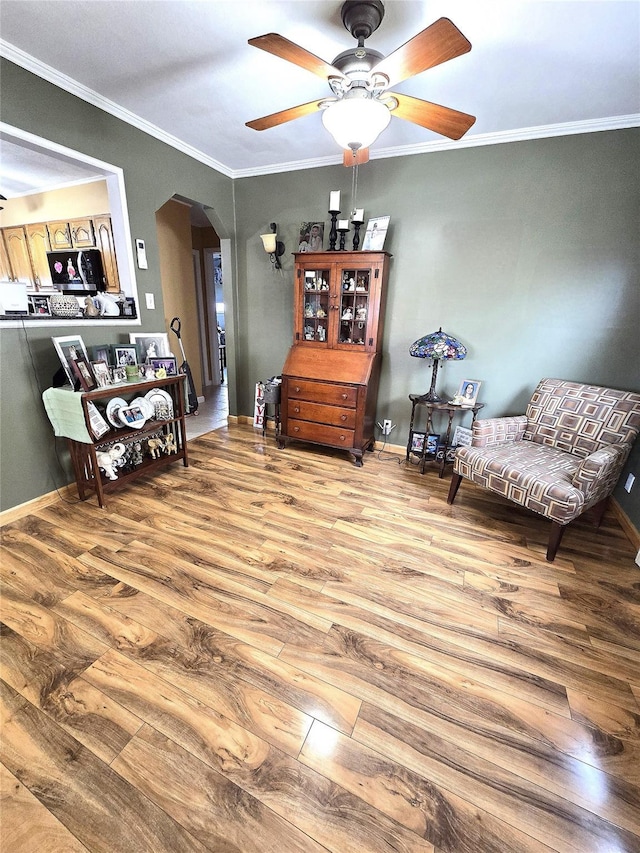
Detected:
left=409, top=328, right=467, bottom=403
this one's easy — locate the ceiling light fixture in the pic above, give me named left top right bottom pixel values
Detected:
left=321, top=91, right=391, bottom=153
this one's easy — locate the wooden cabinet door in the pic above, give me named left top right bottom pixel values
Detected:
left=70, top=218, right=95, bottom=248
left=0, top=232, right=14, bottom=281
left=3, top=227, right=34, bottom=286
left=48, top=221, right=73, bottom=250
left=93, top=215, right=120, bottom=292
left=25, top=223, right=53, bottom=290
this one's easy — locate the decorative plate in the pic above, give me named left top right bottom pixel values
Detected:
left=105, top=397, right=128, bottom=428
left=131, top=396, right=155, bottom=420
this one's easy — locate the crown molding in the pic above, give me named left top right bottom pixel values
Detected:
left=3, top=39, right=639, bottom=182
left=0, top=40, right=234, bottom=179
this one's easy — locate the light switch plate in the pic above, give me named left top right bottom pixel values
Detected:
left=145, top=292, right=155, bottom=310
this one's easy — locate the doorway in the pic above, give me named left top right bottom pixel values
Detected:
left=156, top=196, right=229, bottom=439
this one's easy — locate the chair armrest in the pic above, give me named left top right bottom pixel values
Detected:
left=572, top=443, right=631, bottom=502
left=471, top=416, right=527, bottom=448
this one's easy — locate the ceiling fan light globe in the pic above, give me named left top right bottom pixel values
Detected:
left=322, top=97, right=390, bottom=151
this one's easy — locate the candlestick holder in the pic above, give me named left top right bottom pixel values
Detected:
left=328, top=211, right=339, bottom=251
left=337, top=225, right=350, bottom=251
left=351, top=221, right=363, bottom=251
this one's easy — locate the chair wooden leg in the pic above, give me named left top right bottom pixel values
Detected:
left=546, top=522, right=566, bottom=562
left=591, top=497, right=608, bottom=529
left=447, top=473, right=463, bottom=505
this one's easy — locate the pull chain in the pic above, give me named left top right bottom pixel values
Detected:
left=350, top=162, right=359, bottom=219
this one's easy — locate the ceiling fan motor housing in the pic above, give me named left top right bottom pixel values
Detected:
left=341, top=0, right=385, bottom=43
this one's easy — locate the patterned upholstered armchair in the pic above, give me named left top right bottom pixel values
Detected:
left=447, top=379, right=640, bottom=561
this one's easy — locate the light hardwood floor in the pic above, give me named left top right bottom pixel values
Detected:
left=1, top=425, right=639, bottom=853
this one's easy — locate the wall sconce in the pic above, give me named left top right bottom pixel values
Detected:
left=260, top=223, right=285, bottom=270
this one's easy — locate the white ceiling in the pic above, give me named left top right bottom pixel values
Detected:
left=0, top=0, right=639, bottom=188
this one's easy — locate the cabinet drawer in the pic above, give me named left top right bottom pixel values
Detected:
left=287, top=379, right=357, bottom=407
left=287, top=418, right=355, bottom=448
left=288, top=399, right=356, bottom=428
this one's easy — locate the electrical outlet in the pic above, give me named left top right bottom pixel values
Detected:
left=624, top=473, right=635, bottom=493
left=383, top=419, right=392, bottom=435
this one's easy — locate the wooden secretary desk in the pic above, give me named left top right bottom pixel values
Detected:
left=279, top=250, right=391, bottom=466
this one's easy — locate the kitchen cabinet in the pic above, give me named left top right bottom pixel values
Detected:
left=2, top=226, right=34, bottom=286
left=48, top=218, right=94, bottom=250
left=93, top=215, right=120, bottom=293
left=279, top=251, right=390, bottom=466
left=0, top=214, right=117, bottom=293
left=25, top=222, right=53, bottom=289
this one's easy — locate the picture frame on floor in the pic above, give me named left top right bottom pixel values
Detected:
left=426, top=433, right=440, bottom=456
left=410, top=432, right=425, bottom=453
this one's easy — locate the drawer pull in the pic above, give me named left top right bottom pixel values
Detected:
left=293, top=426, right=300, bottom=433
left=340, top=414, right=347, bottom=422
left=294, top=386, right=301, bottom=393
left=341, top=393, right=348, bottom=399
left=339, top=435, right=346, bottom=441
left=294, top=406, right=300, bottom=413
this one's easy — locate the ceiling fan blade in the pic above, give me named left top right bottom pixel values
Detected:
left=389, top=92, right=475, bottom=140
left=246, top=100, right=324, bottom=131
left=249, top=33, right=345, bottom=81
left=372, top=18, right=471, bottom=87
left=343, top=148, right=370, bottom=167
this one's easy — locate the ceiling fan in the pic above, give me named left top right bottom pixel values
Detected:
left=246, top=0, right=475, bottom=166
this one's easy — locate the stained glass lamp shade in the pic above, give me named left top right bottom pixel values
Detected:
left=409, top=328, right=467, bottom=402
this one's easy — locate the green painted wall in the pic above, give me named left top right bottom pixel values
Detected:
left=0, top=59, right=234, bottom=511
left=2, top=57, right=639, bottom=537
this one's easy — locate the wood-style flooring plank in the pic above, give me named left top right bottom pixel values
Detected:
left=0, top=762, right=90, bottom=853
left=0, top=680, right=208, bottom=853
left=86, top=650, right=427, bottom=853
left=1, top=425, right=638, bottom=853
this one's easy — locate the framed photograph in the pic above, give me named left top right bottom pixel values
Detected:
left=29, top=295, right=51, bottom=316
left=111, top=365, right=127, bottom=384
left=149, top=356, right=178, bottom=377
left=112, top=345, right=138, bottom=367
left=90, top=344, right=112, bottom=366
left=71, top=356, right=98, bottom=391
left=454, top=379, right=482, bottom=407
left=86, top=401, right=111, bottom=439
left=52, top=335, right=91, bottom=388
left=362, top=215, right=390, bottom=251
left=298, top=221, right=324, bottom=252
left=411, top=432, right=425, bottom=453
left=452, top=425, right=473, bottom=448
left=129, top=332, right=171, bottom=361
left=91, top=360, right=112, bottom=387
left=426, top=433, right=440, bottom=456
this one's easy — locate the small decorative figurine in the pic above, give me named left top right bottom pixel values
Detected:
left=163, top=432, right=177, bottom=454
left=147, top=437, right=163, bottom=459
left=341, top=307, right=353, bottom=320
left=304, top=303, right=314, bottom=317
left=96, top=443, right=126, bottom=480
left=131, top=441, right=144, bottom=466
left=356, top=305, right=367, bottom=321
left=83, top=296, right=100, bottom=317
left=318, top=326, right=326, bottom=341
left=316, top=306, right=326, bottom=318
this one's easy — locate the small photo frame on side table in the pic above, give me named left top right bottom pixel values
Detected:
left=112, top=345, right=138, bottom=367
left=452, top=425, right=473, bottom=448
left=410, top=432, right=425, bottom=453
left=71, top=357, right=98, bottom=392
left=149, top=356, right=178, bottom=377
left=91, top=360, right=112, bottom=387
left=129, top=333, right=171, bottom=361
left=52, top=335, right=91, bottom=389
left=452, top=379, right=482, bottom=407
left=425, top=433, right=440, bottom=457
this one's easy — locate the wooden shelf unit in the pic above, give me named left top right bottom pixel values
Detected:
left=68, top=375, right=188, bottom=507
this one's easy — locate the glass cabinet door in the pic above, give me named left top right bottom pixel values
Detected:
left=338, top=266, right=371, bottom=347
left=301, top=268, right=330, bottom=343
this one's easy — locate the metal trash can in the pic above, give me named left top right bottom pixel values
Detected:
left=263, top=381, right=281, bottom=404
